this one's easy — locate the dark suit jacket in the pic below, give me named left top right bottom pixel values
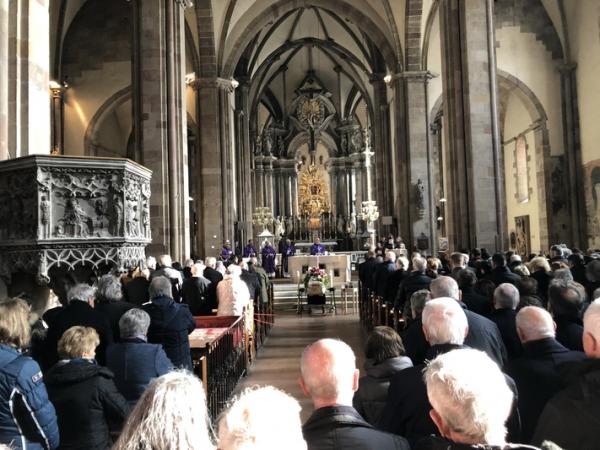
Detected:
left=373, top=261, right=396, bottom=298
left=507, top=338, right=586, bottom=443
left=45, top=301, right=113, bottom=370
left=303, top=405, right=410, bottom=450
left=489, top=308, right=522, bottom=360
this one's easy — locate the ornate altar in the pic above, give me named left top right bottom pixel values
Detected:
left=299, top=163, right=330, bottom=229
left=0, top=155, right=152, bottom=286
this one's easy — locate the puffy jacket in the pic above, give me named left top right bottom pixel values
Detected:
left=353, top=356, right=413, bottom=425
left=0, top=344, right=59, bottom=449
left=44, top=359, right=129, bottom=450
left=106, top=338, right=173, bottom=407
left=143, top=296, right=196, bottom=370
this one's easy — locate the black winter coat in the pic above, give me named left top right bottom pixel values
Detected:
left=353, top=356, right=413, bottom=425
left=373, top=261, right=396, bottom=298
left=181, top=276, right=211, bottom=316
left=384, top=270, right=407, bottom=306
left=461, top=303, right=508, bottom=368
left=122, top=277, right=150, bottom=306
left=506, top=337, right=586, bottom=443
left=105, top=338, right=173, bottom=407
left=554, top=315, right=584, bottom=352
left=303, top=405, right=410, bottom=450
left=359, top=258, right=378, bottom=292
left=394, top=271, right=432, bottom=309
left=461, top=286, right=492, bottom=317
left=532, top=359, right=600, bottom=450
left=44, top=302, right=113, bottom=370
left=416, top=436, right=549, bottom=450
left=379, top=344, right=520, bottom=446
left=530, top=271, right=552, bottom=303
left=401, top=318, right=429, bottom=366
left=488, top=266, right=521, bottom=287
left=203, top=267, right=223, bottom=310
left=489, top=308, right=522, bottom=360
left=44, top=360, right=129, bottom=450
left=95, top=301, right=136, bottom=342
left=143, top=296, right=196, bottom=370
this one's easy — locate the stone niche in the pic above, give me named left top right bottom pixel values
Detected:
left=0, top=155, right=152, bottom=305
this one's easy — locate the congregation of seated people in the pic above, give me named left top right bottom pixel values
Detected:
left=1, top=243, right=600, bottom=449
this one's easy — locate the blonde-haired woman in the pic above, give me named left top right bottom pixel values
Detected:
left=44, top=326, right=128, bottom=450
left=0, top=298, right=59, bottom=450
left=528, top=256, right=553, bottom=304
left=113, top=371, right=215, bottom=450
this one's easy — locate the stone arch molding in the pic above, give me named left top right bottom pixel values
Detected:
left=221, top=0, right=401, bottom=77
left=286, top=131, right=339, bottom=159
left=84, top=86, right=132, bottom=157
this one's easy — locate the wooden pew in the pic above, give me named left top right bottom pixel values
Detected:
left=190, top=315, right=246, bottom=419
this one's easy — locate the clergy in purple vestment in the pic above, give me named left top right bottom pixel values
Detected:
left=261, top=241, right=277, bottom=277
left=220, top=240, right=234, bottom=261
left=310, top=237, right=326, bottom=256
left=243, top=239, right=258, bottom=258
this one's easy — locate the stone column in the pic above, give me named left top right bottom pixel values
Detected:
left=439, top=0, right=503, bottom=251
left=2, top=0, right=50, bottom=159
left=50, top=85, right=65, bottom=155
left=253, top=156, right=265, bottom=207
left=236, top=80, right=253, bottom=243
left=396, top=72, right=437, bottom=252
left=0, top=0, right=7, bottom=160
left=559, top=64, right=587, bottom=248
left=133, top=0, right=190, bottom=260
left=193, top=78, right=236, bottom=257
left=370, top=77, right=393, bottom=217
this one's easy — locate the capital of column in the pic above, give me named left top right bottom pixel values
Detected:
left=558, top=62, right=577, bottom=75
left=174, top=0, right=194, bottom=9
left=190, top=77, right=239, bottom=93
left=400, top=70, right=438, bottom=82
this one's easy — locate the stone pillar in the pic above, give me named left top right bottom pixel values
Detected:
left=193, top=78, right=236, bottom=257
left=253, top=157, right=265, bottom=207
left=397, top=72, right=437, bottom=252
left=559, top=64, right=587, bottom=248
left=370, top=77, right=393, bottom=217
left=2, top=0, right=50, bottom=159
left=236, top=81, right=253, bottom=243
left=133, top=0, right=190, bottom=260
left=439, top=0, right=503, bottom=251
left=0, top=0, right=7, bottom=161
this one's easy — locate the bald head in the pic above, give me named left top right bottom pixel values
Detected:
left=422, top=298, right=468, bottom=346
left=516, top=307, right=555, bottom=343
left=583, top=300, right=600, bottom=358
left=412, top=256, right=427, bottom=272
left=493, top=283, right=520, bottom=310
left=430, top=276, right=460, bottom=301
left=300, top=339, right=358, bottom=408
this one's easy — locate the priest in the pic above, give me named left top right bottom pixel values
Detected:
left=261, top=241, right=277, bottom=278
left=220, top=240, right=234, bottom=262
left=310, top=237, right=326, bottom=256
left=243, top=239, right=258, bottom=258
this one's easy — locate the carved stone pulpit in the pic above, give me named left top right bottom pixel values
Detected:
left=0, top=155, right=152, bottom=286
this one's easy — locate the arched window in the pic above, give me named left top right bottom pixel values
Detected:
left=515, top=135, right=529, bottom=203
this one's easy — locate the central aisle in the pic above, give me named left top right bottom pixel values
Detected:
left=235, top=310, right=366, bottom=420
